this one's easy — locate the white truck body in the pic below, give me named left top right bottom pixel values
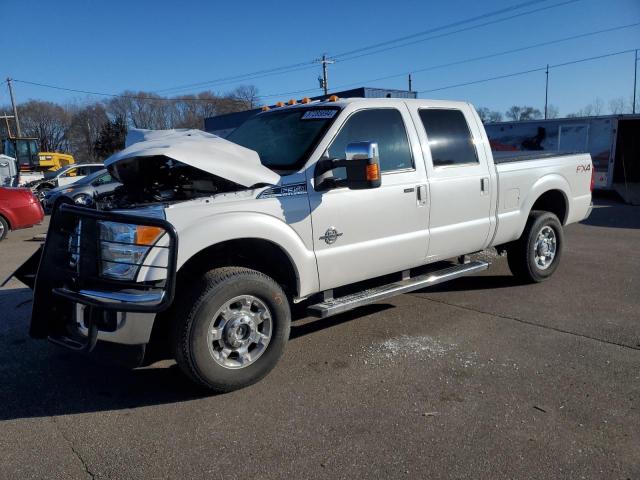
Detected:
left=20, top=97, right=593, bottom=390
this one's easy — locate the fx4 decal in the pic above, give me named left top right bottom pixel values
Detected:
left=576, top=164, right=591, bottom=173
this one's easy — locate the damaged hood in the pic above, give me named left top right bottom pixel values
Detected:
left=104, top=129, right=280, bottom=187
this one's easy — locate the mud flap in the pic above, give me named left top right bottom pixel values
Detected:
left=0, top=245, right=43, bottom=290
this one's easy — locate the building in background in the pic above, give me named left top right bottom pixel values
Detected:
left=204, top=87, right=417, bottom=138
left=485, top=115, right=640, bottom=204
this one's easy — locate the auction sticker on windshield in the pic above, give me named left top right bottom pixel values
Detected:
left=301, top=110, right=338, bottom=120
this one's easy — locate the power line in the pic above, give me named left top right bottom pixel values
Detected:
left=257, top=23, right=639, bottom=100
left=325, top=22, right=640, bottom=92
left=335, top=0, right=582, bottom=63
left=154, top=0, right=577, bottom=94
left=334, top=0, right=564, bottom=59
left=10, top=80, right=239, bottom=102
left=418, top=47, right=639, bottom=93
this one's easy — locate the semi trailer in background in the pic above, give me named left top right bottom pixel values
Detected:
left=485, top=114, right=640, bottom=204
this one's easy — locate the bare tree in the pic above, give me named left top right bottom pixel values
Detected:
left=66, top=103, right=109, bottom=162
left=230, top=85, right=260, bottom=109
left=505, top=105, right=542, bottom=121
left=609, top=97, right=627, bottom=114
left=593, top=97, right=604, bottom=115
left=17, top=100, right=71, bottom=152
left=477, top=107, right=503, bottom=123
left=546, top=104, right=560, bottom=119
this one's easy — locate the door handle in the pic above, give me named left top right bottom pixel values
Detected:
left=417, top=184, right=427, bottom=206
left=480, top=177, right=489, bottom=195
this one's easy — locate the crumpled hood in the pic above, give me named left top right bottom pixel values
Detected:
left=104, top=129, right=280, bottom=187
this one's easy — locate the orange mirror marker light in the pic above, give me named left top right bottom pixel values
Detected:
left=366, top=163, right=380, bottom=182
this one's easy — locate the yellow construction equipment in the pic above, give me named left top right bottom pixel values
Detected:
left=1, top=137, right=75, bottom=172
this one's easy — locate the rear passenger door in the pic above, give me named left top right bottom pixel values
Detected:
left=410, top=106, right=493, bottom=261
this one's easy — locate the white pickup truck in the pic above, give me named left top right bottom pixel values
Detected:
left=13, top=97, right=593, bottom=392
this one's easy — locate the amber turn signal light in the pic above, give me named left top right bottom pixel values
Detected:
left=366, top=163, right=380, bottom=181
left=136, top=226, right=164, bottom=246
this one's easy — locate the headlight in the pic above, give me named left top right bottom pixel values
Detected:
left=98, top=221, right=164, bottom=280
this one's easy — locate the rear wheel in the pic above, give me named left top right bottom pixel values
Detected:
left=507, top=210, right=564, bottom=283
left=173, top=267, right=291, bottom=392
left=0, top=216, right=8, bottom=241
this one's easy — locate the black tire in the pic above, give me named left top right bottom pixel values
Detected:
left=173, top=267, right=291, bottom=393
left=0, top=215, right=8, bottom=241
left=36, top=186, right=51, bottom=202
left=507, top=210, right=564, bottom=283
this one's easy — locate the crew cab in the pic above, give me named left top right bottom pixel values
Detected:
left=10, top=97, right=593, bottom=392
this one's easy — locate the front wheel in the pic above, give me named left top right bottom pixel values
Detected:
left=0, top=215, right=8, bottom=241
left=173, top=267, right=291, bottom=392
left=507, top=211, right=564, bottom=283
left=36, top=186, right=51, bottom=202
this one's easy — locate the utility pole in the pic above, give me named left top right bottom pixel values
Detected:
left=316, top=54, right=334, bottom=96
left=408, top=73, right=413, bottom=93
left=544, top=64, right=549, bottom=120
left=633, top=49, right=638, bottom=115
left=6, top=78, right=22, bottom=138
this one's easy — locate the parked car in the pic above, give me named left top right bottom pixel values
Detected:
left=25, top=163, right=104, bottom=201
left=42, top=169, right=120, bottom=213
left=0, top=154, right=19, bottom=187
left=0, top=187, right=44, bottom=241
left=11, top=97, right=593, bottom=392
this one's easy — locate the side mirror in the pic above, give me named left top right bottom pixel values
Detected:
left=315, top=141, right=381, bottom=190
left=343, top=142, right=381, bottom=189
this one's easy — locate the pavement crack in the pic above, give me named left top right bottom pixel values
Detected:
left=409, top=293, right=640, bottom=352
left=51, top=417, right=96, bottom=479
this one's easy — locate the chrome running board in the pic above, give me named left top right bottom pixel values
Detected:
left=307, top=261, right=489, bottom=319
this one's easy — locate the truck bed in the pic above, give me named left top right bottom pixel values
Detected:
left=492, top=151, right=582, bottom=164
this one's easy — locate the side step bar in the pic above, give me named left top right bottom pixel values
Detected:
left=307, top=260, right=489, bottom=319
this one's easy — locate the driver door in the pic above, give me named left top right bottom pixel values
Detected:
left=307, top=103, right=429, bottom=291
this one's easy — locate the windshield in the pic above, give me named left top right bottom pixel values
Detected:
left=75, top=168, right=108, bottom=186
left=227, top=107, right=340, bottom=170
left=44, top=165, right=69, bottom=179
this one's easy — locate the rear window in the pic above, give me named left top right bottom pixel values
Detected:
left=418, top=109, right=478, bottom=167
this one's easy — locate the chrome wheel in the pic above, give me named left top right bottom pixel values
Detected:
left=206, top=295, right=272, bottom=369
left=0, top=220, right=5, bottom=238
left=533, top=225, right=557, bottom=270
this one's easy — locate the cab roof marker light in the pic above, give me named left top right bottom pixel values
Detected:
left=287, top=99, right=297, bottom=105
left=261, top=106, right=270, bottom=111
left=301, top=97, right=311, bottom=104
left=276, top=101, right=285, bottom=107
left=328, top=95, right=339, bottom=102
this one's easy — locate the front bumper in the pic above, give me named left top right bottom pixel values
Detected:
left=30, top=204, right=178, bottom=352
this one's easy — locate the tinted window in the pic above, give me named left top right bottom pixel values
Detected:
left=418, top=109, right=478, bottom=167
left=328, top=109, right=413, bottom=172
left=227, top=108, right=340, bottom=169
left=92, top=173, right=113, bottom=186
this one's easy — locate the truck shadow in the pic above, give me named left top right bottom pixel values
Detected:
left=581, top=196, right=640, bottom=229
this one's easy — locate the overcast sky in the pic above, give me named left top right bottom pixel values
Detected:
left=1, top=0, right=639, bottom=116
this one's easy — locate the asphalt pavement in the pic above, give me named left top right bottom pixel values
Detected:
left=0, top=197, right=638, bottom=479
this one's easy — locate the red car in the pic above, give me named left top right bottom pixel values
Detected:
left=0, top=187, right=45, bottom=241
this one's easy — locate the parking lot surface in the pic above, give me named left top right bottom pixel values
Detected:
left=0, top=198, right=638, bottom=480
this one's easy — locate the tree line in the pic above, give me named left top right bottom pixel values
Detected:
left=0, top=85, right=259, bottom=162
left=477, top=95, right=637, bottom=124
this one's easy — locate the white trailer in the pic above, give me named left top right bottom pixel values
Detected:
left=485, top=114, right=640, bottom=204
